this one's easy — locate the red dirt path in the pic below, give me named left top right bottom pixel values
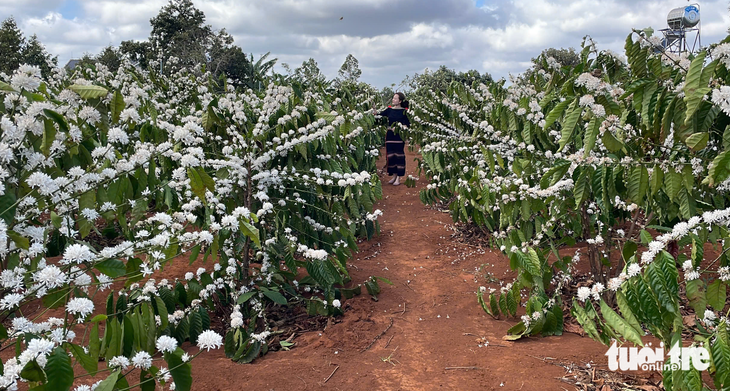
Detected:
left=189, top=145, right=613, bottom=391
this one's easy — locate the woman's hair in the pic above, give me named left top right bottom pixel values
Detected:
left=396, top=92, right=409, bottom=109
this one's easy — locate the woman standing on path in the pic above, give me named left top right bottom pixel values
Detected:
left=374, top=92, right=410, bottom=186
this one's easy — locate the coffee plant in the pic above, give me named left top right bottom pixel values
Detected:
left=409, top=29, right=730, bottom=389
left=0, top=57, right=386, bottom=390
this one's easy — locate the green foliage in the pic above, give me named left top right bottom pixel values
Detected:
left=0, top=17, right=57, bottom=77
left=409, top=29, right=730, bottom=389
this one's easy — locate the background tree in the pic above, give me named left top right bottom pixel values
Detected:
left=337, top=54, right=362, bottom=83
left=243, top=52, right=277, bottom=91
left=96, top=45, right=122, bottom=72
left=22, top=34, right=58, bottom=77
left=293, top=58, right=328, bottom=88
left=149, top=0, right=212, bottom=72
left=206, top=29, right=252, bottom=84
left=403, top=65, right=492, bottom=99
left=71, top=46, right=122, bottom=73
left=217, top=45, right=250, bottom=87
left=0, top=17, right=25, bottom=76
left=0, top=18, right=57, bottom=77
left=530, top=47, right=580, bottom=69
left=73, top=53, right=97, bottom=70
left=120, top=40, right=152, bottom=69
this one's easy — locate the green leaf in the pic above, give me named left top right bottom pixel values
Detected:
left=708, top=150, right=730, bottom=186
left=20, top=360, right=46, bottom=383
left=558, top=104, right=583, bottom=151
left=614, top=292, right=643, bottom=338
left=89, top=322, right=101, bottom=363
left=239, top=220, right=260, bottom=248
left=236, top=291, right=257, bottom=304
left=188, top=310, right=203, bottom=344
left=165, top=349, right=193, bottom=391
left=0, top=80, right=17, bottom=92
left=683, top=51, right=709, bottom=124
left=140, top=370, right=156, bottom=391
left=498, top=293, right=508, bottom=316
left=573, top=169, right=590, bottom=207
left=110, top=90, right=125, bottom=124
left=42, top=287, right=69, bottom=309
left=196, top=167, right=215, bottom=192
left=544, top=99, right=571, bottom=129
left=262, top=290, right=287, bottom=305
left=202, top=106, right=216, bottom=132
left=677, top=189, right=694, bottom=219
left=489, top=292, right=499, bottom=317
left=0, top=191, right=17, bottom=225
left=41, top=119, right=57, bottom=157
left=711, top=323, right=730, bottom=388
left=239, top=340, right=262, bottom=363
left=602, top=130, right=624, bottom=152
left=707, top=280, right=727, bottom=312
left=154, top=296, right=169, bottom=329
left=622, top=241, right=638, bottom=263
left=94, top=371, right=120, bottom=391
left=583, top=116, right=600, bottom=157
left=506, top=321, right=526, bottom=337
left=68, top=84, right=109, bottom=99
left=685, top=279, right=707, bottom=315
left=68, top=343, right=97, bottom=375
left=95, top=259, right=126, bottom=278
left=525, top=249, right=542, bottom=278
left=187, top=168, right=207, bottom=204
left=665, top=170, right=683, bottom=201
left=506, top=290, right=518, bottom=317
left=45, top=347, right=74, bottom=391
left=684, top=368, right=702, bottom=391
left=571, top=300, right=604, bottom=343
left=7, top=230, right=29, bottom=250
left=646, top=261, right=677, bottom=314
left=627, top=166, right=649, bottom=204
left=477, top=291, right=494, bottom=317
left=685, top=132, right=709, bottom=151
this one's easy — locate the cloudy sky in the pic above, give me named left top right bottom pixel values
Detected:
left=1, top=0, right=729, bottom=88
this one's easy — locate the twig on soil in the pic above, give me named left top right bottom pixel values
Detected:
left=361, top=318, right=394, bottom=352
left=381, top=346, right=400, bottom=366
left=445, top=367, right=480, bottom=370
left=323, top=365, right=339, bottom=384
left=296, top=376, right=307, bottom=388
left=528, top=355, right=556, bottom=361
left=384, top=334, right=395, bottom=349
left=402, top=281, right=415, bottom=292
left=400, top=302, right=407, bottom=316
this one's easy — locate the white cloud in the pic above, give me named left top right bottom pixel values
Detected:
left=4, top=0, right=729, bottom=87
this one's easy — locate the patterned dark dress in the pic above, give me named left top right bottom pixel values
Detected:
left=379, top=107, right=410, bottom=177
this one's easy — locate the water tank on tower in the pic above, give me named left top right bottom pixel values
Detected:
left=667, top=5, right=700, bottom=29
